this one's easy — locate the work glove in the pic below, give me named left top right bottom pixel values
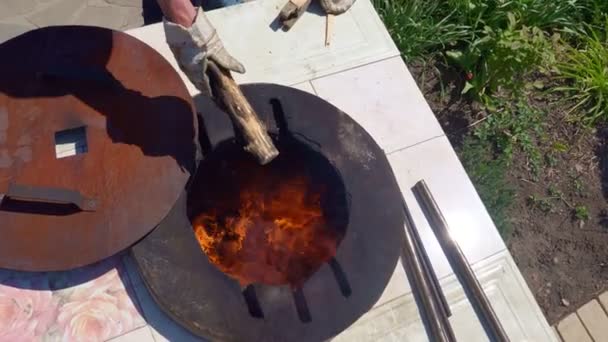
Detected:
left=163, top=7, right=245, bottom=94
left=319, top=0, right=356, bottom=15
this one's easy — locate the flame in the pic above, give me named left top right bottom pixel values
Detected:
left=192, top=161, right=340, bottom=288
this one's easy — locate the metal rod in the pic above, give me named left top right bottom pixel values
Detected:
left=407, top=201, right=452, bottom=318
left=412, top=180, right=510, bottom=342
left=402, top=200, right=457, bottom=342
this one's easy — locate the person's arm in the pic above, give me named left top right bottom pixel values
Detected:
left=156, top=0, right=196, bottom=27
left=158, top=0, right=245, bottom=95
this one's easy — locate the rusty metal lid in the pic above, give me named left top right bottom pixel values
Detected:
left=0, top=26, right=198, bottom=271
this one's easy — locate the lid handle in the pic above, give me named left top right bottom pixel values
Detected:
left=1, top=183, right=97, bottom=212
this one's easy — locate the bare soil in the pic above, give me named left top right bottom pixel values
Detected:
left=408, top=60, right=608, bottom=324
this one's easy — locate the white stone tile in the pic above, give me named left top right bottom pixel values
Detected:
left=577, top=300, right=608, bottom=342
left=131, top=283, right=205, bottom=342
left=27, top=0, right=85, bottom=27
left=290, top=81, right=316, bottom=95
left=375, top=258, right=409, bottom=309
left=376, top=136, right=505, bottom=306
left=340, top=251, right=556, bottom=341
left=108, top=326, right=155, bottom=342
left=0, top=0, right=37, bottom=18
left=557, top=313, right=592, bottom=342
left=0, top=22, right=35, bottom=44
left=311, top=57, right=444, bottom=153
left=71, top=5, right=128, bottom=29
left=126, top=0, right=399, bottom=95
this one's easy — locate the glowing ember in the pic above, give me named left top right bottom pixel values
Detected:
left=191, top=141, right=345, bottom=288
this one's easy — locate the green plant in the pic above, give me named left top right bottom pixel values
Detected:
left=446, top=0, right=582, bottom=32
left=573, top=177, right=587, bottom=197
left=527, top=194, right=554, bottom=213
left=581, top=0, right=608, bottom=28
left=516, top=0, right=585, bottom=31
left=548, top=185, right=564, bottom=198
left=474, top=100, right=544, bottom=161
left=372, top=0, right=469, bottom=61
left=557, top=17, right=608, bottom=124
left=460, top=137, right=514, bottom=238
left=372, top=0, right=607, bottom=241
left=574, top=204, right=590, bottom=221
left=545, top=152, right=559, bottom=168
left=552, top=141, right=569, bottom=152
left=447, top=16, right=553, bottom=98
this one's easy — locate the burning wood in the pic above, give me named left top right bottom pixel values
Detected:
left=206, top=61, right=279, bottom=165
left=191, top=142, right=343, bottom=288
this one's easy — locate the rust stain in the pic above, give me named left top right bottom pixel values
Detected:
left=17, top=134, right=31, bottom=146
left=14, top=146, right=32, bottom=162
left=0, top=108, right=7, bottom=145
left=0, top=149, right=12, bottom=168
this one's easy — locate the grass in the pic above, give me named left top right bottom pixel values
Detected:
left=372, top=0, right=469, bottom=61
left=556, top=18, right=608, bottom=124
left=372, top=0, right=608, bottom=239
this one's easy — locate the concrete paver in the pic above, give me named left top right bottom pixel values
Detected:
left=578, top=299, right=608, bottom=341
left=552, top=326, right=562, bottom=341
left=0, top=22, right=36, bottom=43
left=557, top=313, right=592, bottom=342
left=105, top=0, right=141, bottom=7
left=0, top=0, right=148, bottom=42
left=72, top=5, right=128, bottom=28
left=599, top=291, right=608, bottom=313
left=122, top=7, right=145, bottom=30
left=27, top=0, right=86, bottom=27
left=0, top=3, right=17, bottom=21
left=1, top=0, right=38, bottom=17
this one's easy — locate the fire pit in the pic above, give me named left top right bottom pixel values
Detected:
left=131, top=84, right=405, bottom=341
left=189, top=136, right=349, bottom=289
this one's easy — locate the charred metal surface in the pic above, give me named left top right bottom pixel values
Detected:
left=293, top=288, right=312, bottom=323
left=329, top=258, right=352, bottom=297
left=243, top=285, right=265, bottom=318
left=131, top=84, right=405, bottom=341
left=0, top=26, right=197, bottom=271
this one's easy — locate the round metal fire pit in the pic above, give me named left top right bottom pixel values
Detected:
left=131, top=84, right=405, bottom=342
left=0, top=26, right=197, bottom=271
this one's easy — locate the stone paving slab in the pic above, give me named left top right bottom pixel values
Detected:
left=0, top=22, right=35, bottom=43
left=72, top=5, right=129, bottom=28
left=0, top=0, right=149, bottom=44
left=552, top=327, right=562, bottom=341
left=105, top=0, right=142, bottom=7
left=600, top=291, right=608, bottom=312
left=26, top=0, right=87, bottom=27
left=0, top=0, right=38, bottom=19
left=577, top=299, right=608, bottom=342
left=554, top=291, right=608, bottom=342
left=557, top=313, right=593, bottom=342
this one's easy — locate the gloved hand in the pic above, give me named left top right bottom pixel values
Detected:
left=319, top=0, right=356, bottom=15
left=163, top=7, right=245, bottom=94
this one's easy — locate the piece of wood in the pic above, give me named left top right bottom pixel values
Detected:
left=206, top=61, right=279, bottom=165
left=278, top=0, right=312, bottom=30
left=325, top=14, right=334, bottom=46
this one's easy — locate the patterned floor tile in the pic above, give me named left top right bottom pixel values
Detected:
left=0, top=255, right=146, bottom=341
